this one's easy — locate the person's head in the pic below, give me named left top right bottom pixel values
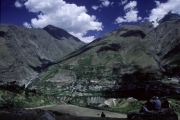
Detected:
left=152, top=96, right=158, bottom=100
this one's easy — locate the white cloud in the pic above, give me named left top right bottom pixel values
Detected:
left=119, top=0, right=128, bottom=5
left=148, top=0, right=180, bottom=27
left=115, top=10, right=141, bottom=24
left=124, top=1, right=137, bottom=10
left=92, top=5, right=99, bottom=10
left=70, top=32, right=96, bottom=43
left=92, top=0, right=113, bottom=11
left=99, top=0, right=111, bottom=7
left=15, top=1, right=23, bottom=8
left=115, top=17, right=125, bottom=23
left=23, top=22, right=32, bottom=28
left=23, top=0, right=103, bottom=43
left=124, top=10, right=141, bottom=22
left=102, top=0, right=110, bottom=7
left=115, top=1, right=141, bottom=24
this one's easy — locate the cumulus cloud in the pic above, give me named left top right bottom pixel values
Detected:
left=115, top=1, right=142, bottom=24
left=148, top=0, right=180, bottom=27
left=100, top=0, right=110, bottom=7
left=23, top=22, right=32, bottom=28
left=115, top=17, right=126, bottom=23
left=119, top=0, right=128, bottom=6
left=15, top=0, right=23, bottom=8
left=22, top=0, right=103, bottom=43
left=92, top=5, right=99, bottom=10
left=115, top=10, right=142, bottom=23
left=92, top=0, right=113, bottom=11
left=124, top=1, right=136, bottom=10
left=70, top=32, right=96, bottom=43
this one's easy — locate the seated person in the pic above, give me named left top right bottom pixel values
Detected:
left=101, top=112, right=105, bottom=117
left=151, top=96, right=161, bottom=110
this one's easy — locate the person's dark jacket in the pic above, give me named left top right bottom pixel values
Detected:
left=151, top=99, right=161, bottom=110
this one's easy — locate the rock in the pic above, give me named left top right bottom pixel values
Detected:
left=38, top=112, right=56, bottom=120
left=127, top=97, right=138, bottom=102
left=41, top=100, right=45, bottom=103
left=0, top=106, right=69, bottom=120
left=127, top=108, right=178, bottom=120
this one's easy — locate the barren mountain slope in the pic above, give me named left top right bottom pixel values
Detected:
left=0, top=24, right=85, bottom=85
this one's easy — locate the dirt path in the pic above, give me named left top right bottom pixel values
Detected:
left=29, top=104, right=127, bottom=118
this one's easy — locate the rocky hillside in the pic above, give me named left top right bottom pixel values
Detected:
left=0, top=24, right=85, bottom=85
left=28, top=13, right=180, bottom=97
left=24, top=14, right=180, bottom=119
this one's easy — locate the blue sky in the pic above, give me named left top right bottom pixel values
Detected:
left=1, top=0, right=180, bottom=43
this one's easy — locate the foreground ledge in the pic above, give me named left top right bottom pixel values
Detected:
left=127, top=108, right=178, bottom=120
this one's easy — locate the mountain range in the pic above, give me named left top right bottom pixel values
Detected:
left=29, top=12, right=180, bottom=85
left=0, top=13, right=180, bottom=93
left=0, top=13, right=180, bottom=119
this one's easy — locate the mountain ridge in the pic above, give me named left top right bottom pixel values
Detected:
left=0, top=23, right=85, bottom=85
left=0, top=14, right=180, bottom=117
left=28, top=13, right=180, bottom=97
left=43, top=25, right=82, bottom=42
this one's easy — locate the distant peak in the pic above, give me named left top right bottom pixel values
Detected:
left=43, top=25, right=69, bottom=33
left=159, top=12, right=180, bottom=23
left=44, top=25, right=59, bottom=30
left=45, top=25, right=52, bottom=27
left=43, top=25, right=82, bottom=42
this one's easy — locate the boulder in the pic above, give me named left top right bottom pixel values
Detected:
left=37, top=112, right=55, bottom=120
left=127, top=108, right=178, bottom=120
